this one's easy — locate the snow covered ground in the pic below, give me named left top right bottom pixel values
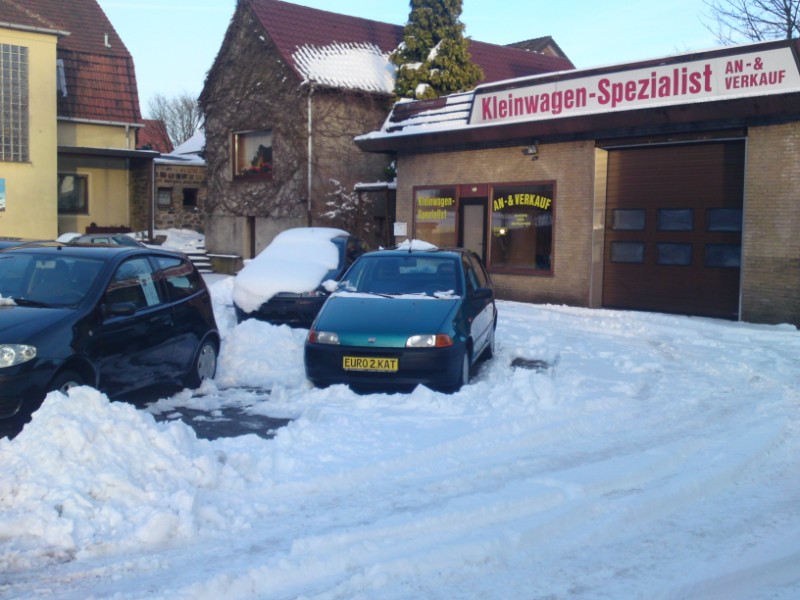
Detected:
left=1, top=273, right=799, bottom=599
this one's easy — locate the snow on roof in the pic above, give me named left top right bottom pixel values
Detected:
left=293, top=42, right=396, bottom=94
left=172, top=130, right=205, bottom=156
left=155, top=130, right=206, bottom=166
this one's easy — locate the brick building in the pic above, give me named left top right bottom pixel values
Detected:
left=358, top=40, right=800, bottom=326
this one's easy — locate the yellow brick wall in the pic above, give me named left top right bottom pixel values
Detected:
left=741, top=123, right=800, bottom=325
left=397, top=140, right=596, bottom=306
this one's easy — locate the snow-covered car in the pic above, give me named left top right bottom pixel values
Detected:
left=0, top=244, right=220, bottom=438
left=232, top=228, right=368, bottom=327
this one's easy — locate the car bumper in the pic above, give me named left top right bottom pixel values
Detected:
left=237, top=296, right=326, bottom=327
left=304, top=342, right=464, bottom=392
left=0, top=360, right=57, bottom=419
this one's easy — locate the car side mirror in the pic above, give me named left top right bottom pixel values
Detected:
left=472, top=287, right=493, bottom=300
left=103, top=301, right=137, bottom=318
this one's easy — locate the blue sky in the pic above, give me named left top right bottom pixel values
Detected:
left=96, top=0, right=719, bottom=115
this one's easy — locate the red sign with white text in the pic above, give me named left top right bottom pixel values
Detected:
left=470, top=47, right=800, bottom=125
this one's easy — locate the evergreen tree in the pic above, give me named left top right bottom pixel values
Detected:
left=391, top=0, right=483, bottom=100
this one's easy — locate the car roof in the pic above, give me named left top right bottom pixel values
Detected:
left=0, top=242, right=184, bottom=260
left=364, top=247, right=469, bottom=259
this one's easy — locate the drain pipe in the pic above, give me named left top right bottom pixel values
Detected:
left=307, top=84, right=314, bottom=226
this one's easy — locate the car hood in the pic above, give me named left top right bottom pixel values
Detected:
left=315, top=294, right=460, bottom=347
left=0, top=305, right=74, bottom=342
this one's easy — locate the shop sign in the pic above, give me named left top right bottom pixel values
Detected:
left=493, top=191, right=552, bottom=212
left=0, top=178, right=5, bottom=211
left=416, top=194, right=455, bottom=222
left=470, top=46, right=800, bottom=126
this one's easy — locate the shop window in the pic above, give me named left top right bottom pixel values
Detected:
left=57, top=174, right=89, bottom=214
left=612, top=209, right=645, bottom=231
left=234, top=129, right=272, bottom=178
left=611, top=241, right=644, bottom=264
left=157, top=187, right=172, bottom=208
left=658, top=208, right=693, bottom=231
left=707, top=208, right=742, bottom=232
left=490, top=183, right=554, bottom=271
left=414, top=187, right=457, bottom=247
left=183, top=188, right=198, bottom=208
left=657, top=243, right=692, bottom=266
left=705, top=244, right=741, bottom=268
left=0, top=44, right=28, bottom=163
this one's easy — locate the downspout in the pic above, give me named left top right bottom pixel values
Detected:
left=149, top=159, right=155, bottom=242
left=307, top=84, right=314, bottom=226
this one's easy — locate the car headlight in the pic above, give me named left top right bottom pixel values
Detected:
left=0, top=344, right=37, bottom=368
left=406, top=334, right=454, bottom=348
left=307, top=330, right=340, bottom=345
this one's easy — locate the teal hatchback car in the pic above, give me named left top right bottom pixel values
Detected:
left=304, top=246, right=497, bottom=392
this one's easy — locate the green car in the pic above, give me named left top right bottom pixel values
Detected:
left=304, top=247, right=497, bottom=392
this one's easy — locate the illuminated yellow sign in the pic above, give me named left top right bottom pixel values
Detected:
left=493, top=193, right=552, bottom=212
left=416, top=196, right=454, bottom=221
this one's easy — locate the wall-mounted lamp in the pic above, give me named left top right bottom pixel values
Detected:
left=522, top=141, right=539, bottom=160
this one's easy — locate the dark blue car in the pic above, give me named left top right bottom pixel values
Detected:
left=304, top=247, right=497, bottom=392
left=0, top=244, right=219, bottom=437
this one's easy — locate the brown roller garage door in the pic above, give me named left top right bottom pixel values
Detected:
left=603, top=141, right=745, bottom=320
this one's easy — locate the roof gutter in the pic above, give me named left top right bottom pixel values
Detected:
left=58, top=116, right=143, bottom=129
left=0, top=22, right=70, bottom=37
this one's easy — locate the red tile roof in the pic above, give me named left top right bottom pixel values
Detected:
left=0, top=0, right=141, bottom=124
left=245, top=0, right=573, bottom=88
left=137, top=119, right=173, bottom=154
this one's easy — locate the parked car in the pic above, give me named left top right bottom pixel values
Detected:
left=304, top=246, right=497, bottom=392
left=0, top=244, right=219, bottom=437
left=233, top=227, right=368, bottom=327
left=67, top=233, right=146, bottom=247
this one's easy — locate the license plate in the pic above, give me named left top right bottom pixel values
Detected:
left=343, top=356, right=398, bottom=372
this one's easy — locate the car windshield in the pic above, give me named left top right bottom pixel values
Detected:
left=339, top=255, right=461, bottom=296
left=0, top=253, right=104, bottom=307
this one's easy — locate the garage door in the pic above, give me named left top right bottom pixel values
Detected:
left=603, top=141, right=745, bottom=320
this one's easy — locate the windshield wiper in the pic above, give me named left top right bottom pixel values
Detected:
left=10, top=298, right=51, bottom=308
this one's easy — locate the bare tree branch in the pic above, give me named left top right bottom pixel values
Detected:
left=147, top=91, right=203, bottom=147
left=702, top=0, right=800, bottom=44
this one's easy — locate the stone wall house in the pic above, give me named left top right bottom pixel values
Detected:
left=152, top=131, right=207, bottom=233
left=199, top=0, right=573, bottom=259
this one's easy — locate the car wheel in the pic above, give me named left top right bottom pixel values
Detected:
left=452, top=349, right=471, bottom=392
left=185, top=339, right=218, bottom=388
left=49, top=370, right=85, bottom=394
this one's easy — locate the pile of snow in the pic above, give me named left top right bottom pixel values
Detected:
left=1, top=275, right=799, bottom=598
left=232, top=227, right=346, bottom=313
left=396, top=238, right=438, bottom=251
